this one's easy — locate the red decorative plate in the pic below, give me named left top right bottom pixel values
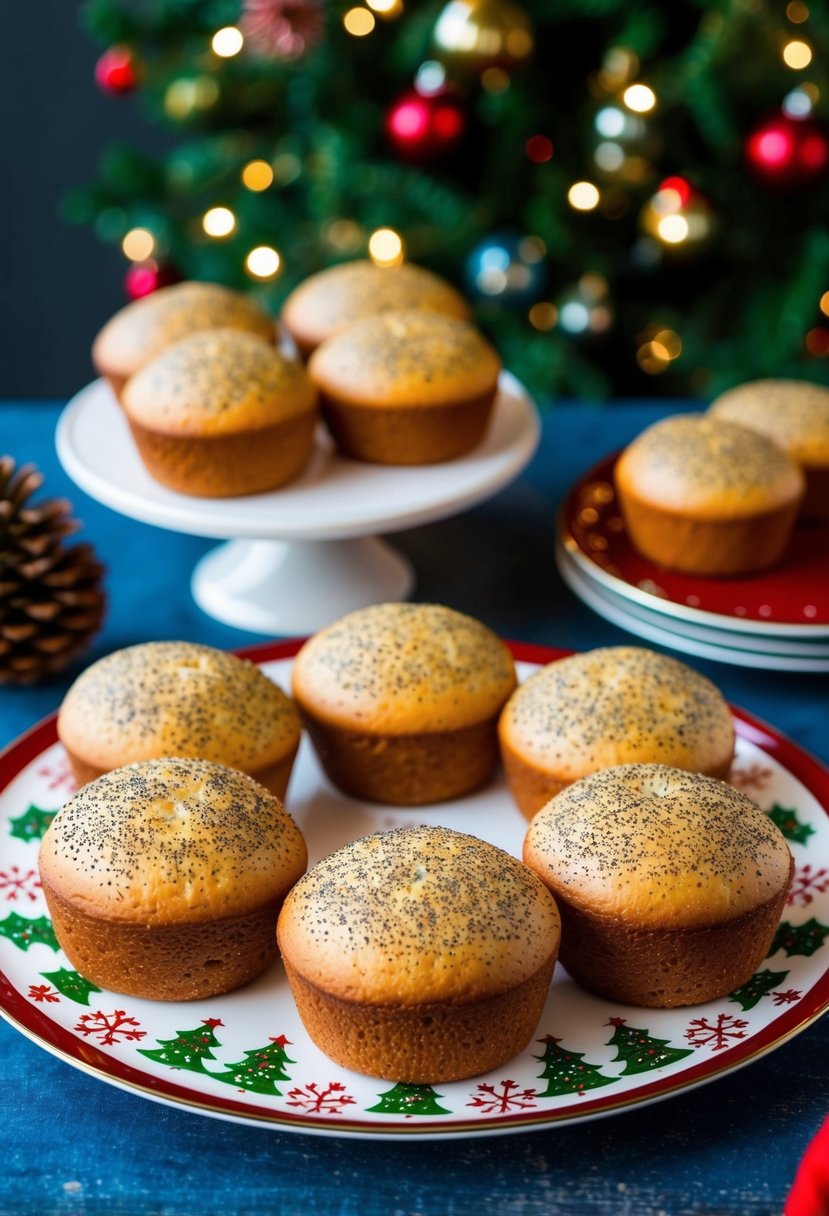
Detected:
left=561, top=453, right=829, bottom=634
left=1, top=640, right=828, bottom=1139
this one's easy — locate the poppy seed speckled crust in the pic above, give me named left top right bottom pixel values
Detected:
left=281, top=259, right=470, bottom=356
left=92, top=280, right=276, bottom=389
left=57, top=641, right=301, bottom=797
left=499, top=646, right=735, bottom=819
left=709, top=379, right=829, bottom=464
left=38, top=757, right=308, bottom=1001
left=277, top=824, right=560, bottom=1082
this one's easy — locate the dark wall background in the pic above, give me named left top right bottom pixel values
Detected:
left=3, top=2, right=165, bottom=401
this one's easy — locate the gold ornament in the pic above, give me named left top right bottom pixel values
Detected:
left=432, top=0, right=534, bottom=75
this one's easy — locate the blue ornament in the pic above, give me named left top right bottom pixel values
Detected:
left=464, top=232, right=547, bottom=307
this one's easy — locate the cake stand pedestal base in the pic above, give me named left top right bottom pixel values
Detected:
left=190, top=536, right=416, bottom=635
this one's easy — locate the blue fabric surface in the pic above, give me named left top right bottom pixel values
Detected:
left=0, top=399, right=826, bottom=1216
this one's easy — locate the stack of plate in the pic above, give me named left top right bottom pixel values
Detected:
left=556, top=452, right=829, bottom=672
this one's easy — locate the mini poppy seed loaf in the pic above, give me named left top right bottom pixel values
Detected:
left=307, top=310, right=502, bottom=464
left=92, top=280, right=276, bottom=398
left=523, top=764, right=793, bottom=1008
left=277, top=825, right=561, bottom=1082
left=57, top=641, right=302, bottom=798
left=499, top=646, right=735, bottom=819
left=709, top=378, right=829, bottom=522
left=291, top=602, right=517, bottom=805
left=39, top=757, right=308, bottom=1001
left=280, top=259, right=470, bottom=358
left=121, top=328, right=318, bottom=497
left=615, top=413, right=805, bottom=575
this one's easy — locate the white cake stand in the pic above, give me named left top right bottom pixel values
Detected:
left=56, top=375, right=540, bottom=634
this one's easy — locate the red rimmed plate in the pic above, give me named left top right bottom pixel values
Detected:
left=1, top=639, right=828, bottom=1139
left=561, top=453, right=829, bottom=635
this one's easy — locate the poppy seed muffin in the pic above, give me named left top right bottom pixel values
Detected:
left=92, top=280, right=276, bottom=398
left=277, top=825, right=561, bottom=1082
left=523, top=764, right=793, bottom=1008
left=307, top=310, right=502, bottom=464
left=615, top=413, right=805, bottom=575
left=499, top=646, right=735, bottom=819
left=121, top=328, right=318, bottom=496
left=57, top=641, right=301, bottom=798
left=280, top=259, right=470, bottom=358
left=39, top=757, right=308, bottom=1001
left=709, top=378, right=829, bottom=522
left=291, top=602, right=517, bottom=805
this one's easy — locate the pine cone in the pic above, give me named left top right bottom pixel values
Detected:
left=0, top=455, right=106, bottom=686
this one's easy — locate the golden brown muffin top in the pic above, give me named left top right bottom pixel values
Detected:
left=307, top=310, right=502, bottom=408
left=277, top=825, right=560, bottom=1004
left=615, top=414, right=805, bottom=519
left=709, top=379, right=829, bottom=466
left=92, top=281, right=276, bottom=381
left=39, top=757, right=307, bottom=925
left=523, top=763, right=792, bottom=930
left=121, top=329, right=317, bottom=436
left=291, top=602, right=517, bottom=734
left=281, top=260, right=470, bottom=352
left=499, top=646, right=735, bottom=782
left=57, top=641, right=300, bottom=773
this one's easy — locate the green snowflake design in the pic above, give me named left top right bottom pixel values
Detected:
left=772, top=918, right=829, bottom=958
left=766, top=803, right=815, bottom=845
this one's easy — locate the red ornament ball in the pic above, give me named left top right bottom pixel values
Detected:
left=385, top=87, right=467, bottom=162
left=124, top=261, right=178, bottom=301
left=94, top=46, right=140, bottom=95
left=746, top=113, right=829, bottom=189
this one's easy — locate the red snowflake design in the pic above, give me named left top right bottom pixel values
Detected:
left=28, top=983, right=59, bottom=1003
left=286, top=1082, right=357, bottom=1114
left=728, top=763, right=774, bottom=792
left=787, top=865, right=829, bottom=907
left=74, top=1009, right=146, bottom=1047
left=467, top=1080, right=538, bottom=1114
left=36, top=757, right=77, bottom=794
left=771, top=989, right=802, bottom=1005
left=685, top=1013, right=749, bottom=1051
left=0, top=866, right=41, bottom=902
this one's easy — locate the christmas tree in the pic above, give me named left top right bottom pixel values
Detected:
left=534, top=1034, right=616, bottom=1097
left=138, top=1017, right=224, bottom=1072
left=66, top=0, right=829, bottom=399
left=367, top=1080, right=450, bottom=1115
left=605, top=1017, right=693, bottom=1075
left=211, top=1034, right=295, bottom=1095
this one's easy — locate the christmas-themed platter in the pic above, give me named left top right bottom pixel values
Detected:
left=556, top=452, right=829, bottom=670
left=1, top=640, right=828, bottom=1140
left=56, top=375, right=540, bottom=635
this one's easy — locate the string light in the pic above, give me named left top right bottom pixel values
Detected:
left=568, top=181, right=600, bottom=210
left=368, top=227, right=405, bottom=266
left=526, top=134, right=554, bottom=163
left=636, top=326, right=682, bottom=374
left=212, top=26, right=244, bottom=57
left=366, top=0, right=403, bottom=14
left=121, top=227, right=155, bottom=261
left=202, top=207, right=236, bottom=238
left=416, top=61, right=446, bottom=93
left=528, top=302, right=557, bottom=331
left=787, top=1, right=810, bottom=22
left=242, top=160, right=275, bottom=191
left=164, top=76, right=219, bottom=120
left=783, top=39, right=812, bottom=69
left=623, top=83, right=656, bottom=113
left=481, top=67, right=510, bottom=94
left=344, top=7, right=376, bottom=35
left=245, top=246, right=281, bottom=279
left=820, top=291, right=829, bottom=316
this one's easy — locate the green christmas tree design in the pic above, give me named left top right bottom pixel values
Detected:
left=0, top=912, right=58, bottom=952
left=605, top=1018, right=693, bottom=1075
left=40, top=967, right=101, bottom=1006
left=729, top=969, right=790, bottom=1011
left=138, top=1018, right=224, bottom=1073
left=767, top=804, right=815, bottom=845
left=534, top=1035, right=616, bottom=1097
left=211, top=1035, right=294, bottom=1096
left=9, top=804, right=56, bottom=843
left=367, top=1082, right=450, bottom=1116
left=772, top=918, right=829, bottom=958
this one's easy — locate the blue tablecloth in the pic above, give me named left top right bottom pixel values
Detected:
left=1, top=399, right=826, bottom=1216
